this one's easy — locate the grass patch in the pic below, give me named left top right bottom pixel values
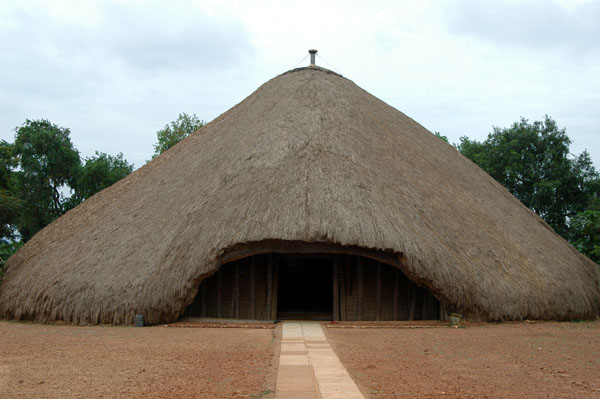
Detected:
left=250, top=388, right=273, bottom=398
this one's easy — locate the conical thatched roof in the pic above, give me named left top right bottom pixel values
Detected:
left=1, top=66, right=599, bottom=325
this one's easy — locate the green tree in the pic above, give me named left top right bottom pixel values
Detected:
left=153, top=113, right=204, bottom=157
left=13, top=119, right=81, bottom=241
left=6, top=119, right=135, bottom=246
left=71, top=151, right=134, bottom=203
left=0, top=240, right=23, bottom=279
left=434, top=131, right=449, bottom=143
left=457, top=116, right=599, bottom=239
left=569, top=210, right=600, bottom=263
left=0, top=140, right=20, bottom=241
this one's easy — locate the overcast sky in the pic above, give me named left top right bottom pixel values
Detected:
left=1, top=0, right=598, bottom=169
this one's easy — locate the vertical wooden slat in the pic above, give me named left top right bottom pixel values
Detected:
left=266, top=254, right=273, bottom=320
left=376, top=262, right=382, bottom=321
left=217, top=268, right=223, bottom=318
left=421, top=288, right=428, bottom=320
left=201, top=281, right=207, bottom=318
left=357, top=257, right=363, bottom=320
left=272, top=256, right=278, bottom=319
left=347, top=255, right=353, bottom=296
left=250, top=257, right=256, bottom=319
left=440, top=302, right=447, bottom=321
left=333, top=255, right=340, bottom=321
left=392, top=269, right=399, bottom=321
left=232, top=262, right=239, bottom=318
left=352, top=257, right=358, bottom=321
left=339, top=255, right=346, bottom=321
left=408, top=284, right=416, bottom=321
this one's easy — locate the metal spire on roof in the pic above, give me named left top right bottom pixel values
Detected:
left=309, top=49, right=317, bottom=66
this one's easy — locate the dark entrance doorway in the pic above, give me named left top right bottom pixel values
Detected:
left=183, top=250, right=441, bottom=321
left=277, top=256, right=333, bottom=320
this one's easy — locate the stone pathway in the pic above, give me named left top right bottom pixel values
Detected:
left=275, top=321, right=364, bottom=399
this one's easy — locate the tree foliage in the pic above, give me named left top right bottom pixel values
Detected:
left=0, top=239, right=23, bottom=279
left=0, top=140, right=20, bottom=241
left=1, top=140, right=23, bottom=277
left=0, top=118, right=137, bottom=269
left=569, top=210, right=600, bottom=263
left=13, top=119, right=81, bottom=241
left=153, top=113, right=204, bottom=157
left=5, top=119, right=134, bottom=242
left=457, top=116, right=599, bottom=239
left=72, top=152, right=134, bottom=203
left=434, top=131, right=449, bottom=143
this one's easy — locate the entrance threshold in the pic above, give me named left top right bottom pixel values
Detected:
left=277, top=311, right=333, bottom=321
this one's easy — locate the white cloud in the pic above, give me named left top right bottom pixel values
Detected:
left=0, top=0, right=598, bottom=168
left=446, top=0, right=600, bottom=58
left=0, top=0, right=254, bottom=166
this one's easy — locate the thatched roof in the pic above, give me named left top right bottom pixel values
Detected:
left=1, top=66, right=599, bottom=324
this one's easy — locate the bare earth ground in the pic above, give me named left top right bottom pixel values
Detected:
left=0, top=321, right=279, bottom=399
left=2, top=320, right=600, bottom=399
left=325, top=321, right=600, bottom=399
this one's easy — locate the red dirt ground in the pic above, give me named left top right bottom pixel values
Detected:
left=0, top=321, right=279, bottom=399
left=325, top=320, right=600, bottom=399
left=2, top=320, right=599, bottom=398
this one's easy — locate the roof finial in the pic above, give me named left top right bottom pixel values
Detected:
left=309, top=49, right=317, bottom=66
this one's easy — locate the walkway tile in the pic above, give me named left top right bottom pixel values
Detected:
left=275, top=321, right=364, bottom=399
left=279, top=355, right=310, bottom=366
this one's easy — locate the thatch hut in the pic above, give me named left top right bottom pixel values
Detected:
left=1, top=65, right=599, bottom=325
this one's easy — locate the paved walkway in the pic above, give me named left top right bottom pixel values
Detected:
left=275, top=321, right=364, bottom=399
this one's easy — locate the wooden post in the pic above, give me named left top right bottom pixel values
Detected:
left=333, top=255, right=340, bottom=321
left=233, top=262, right=239, bottom=318
left=339, top=255, right=346, bottom=321
left=376, top=263, right=382, bottom=321
left=217, top=268, right=223, bottom=318
left=201, top=281, right=207, bottom=318
left=392, top=269, right=399, bottom=321
left=440, top=303, right=447, bottom=321
left=347, top=256, right=353, bottom=298
left=357, top=258, right=363, bottom=320
left=421, top=288, right=428, bottom=320
left=266, top=255, right=273, bottom=320
left=272, top=256, right=278, bottom=319
left=408, top=284, right=416, bottom=321
left=250, top=257, right=256, bottom=319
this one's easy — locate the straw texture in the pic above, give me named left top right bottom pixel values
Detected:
left=1, top=66, right=598, bottom=324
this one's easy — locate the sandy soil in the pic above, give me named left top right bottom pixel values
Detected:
left=3, top=320, right=599, bottom=398
left=0, top=321, right=279, bottom=399
left=325, top=321, right=600, bottom=398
